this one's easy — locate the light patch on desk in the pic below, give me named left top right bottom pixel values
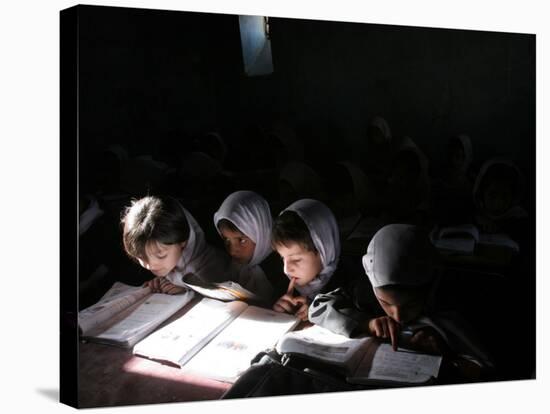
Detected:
left=122, top=357, right=229, bottom=391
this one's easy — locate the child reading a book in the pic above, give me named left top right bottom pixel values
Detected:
left=309, top=224, right=493, bottom=372
left=121, top=195, right=230, bottom=294
left=214, top=191, right=286, bottom=304
left=271, top=199, right=347, bottom=321
left=473, top=158, right=527, bottom=235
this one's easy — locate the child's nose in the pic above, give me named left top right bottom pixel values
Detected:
left=229, top=242, right=241, bottom=256
left=390, top=307, right=402, bottom=323
left=283, top=260, right=293, bottom=275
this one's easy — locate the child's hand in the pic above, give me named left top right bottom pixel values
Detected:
left=273, top=294, right=298, bottom=313
left=143, top=277, right=163, bottom=293
left=143, top=277, right=185, bottom=295
left=158, top=278, right=186, bottom=295
left=293, top=296, right=309, bottom=321
left=368, top=316, right=401, bottom=351
left=273, top=278, right=299, bottom=314
left=409, top=327, right=450, bottom=356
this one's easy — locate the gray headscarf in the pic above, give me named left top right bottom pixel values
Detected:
left=362, top=224, right=434, bottom=288
left=213, top=191, right=274, bottom=300
left=281, top=199, right=341, bottom=298
left=167, top=206, right=229, bottom=286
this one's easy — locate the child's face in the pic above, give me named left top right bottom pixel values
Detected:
left=374, top=287, right=425, bottom=325
left=483, top=182, right=513, bottom=216
left=449, top=143, right=465, bottom=170
left=274, top=242, right=323, bottom=287
left=219, top=227, right=256, bottom=265
left=137, top=241, right=186, bottom=277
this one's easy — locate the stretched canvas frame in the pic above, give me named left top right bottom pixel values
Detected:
left=60, top=4, right=536, bottom=409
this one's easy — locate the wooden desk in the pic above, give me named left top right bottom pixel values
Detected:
left=77, top=298, right=231, bottom=408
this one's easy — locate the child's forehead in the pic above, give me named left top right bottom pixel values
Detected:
left=274, top=241, right=308, bottom=256
left=219, top=225, right=246, bottom=238
left=145, top=240, right=170, bottom=254
left=375, top=286, right=422, bottom=305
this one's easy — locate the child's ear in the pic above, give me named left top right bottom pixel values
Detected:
left=179, top=241, right=187, bottom=250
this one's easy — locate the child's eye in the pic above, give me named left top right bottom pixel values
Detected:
left=239, top=238, right=248, bottom=245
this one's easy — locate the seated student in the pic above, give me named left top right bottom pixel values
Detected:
left=473, top=158, right=527, bottom=235
left=271, top=199, right=346, bottom=321
left=121, top=195, right=231, bottom=294
left=361, top=115, right=394, bottom=179
left=309, top=224, right=493, bottom=372
left=277, top=161, right=324, bottom=209
left=379, top=138, right=431, bottom=224
left=432, top=134, right=476, bottom=225
left=213, top=191, right=286, bottom=304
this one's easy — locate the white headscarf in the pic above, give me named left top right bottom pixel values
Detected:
left=105, top=144, right=128, bottom=163
left=166, top=206, right=230, bottom=286
left=370, top=116, right=392, bottom=143
left=213, top=191, right=274, bottom=300
left=362, top=224, right=434, bottom=288
left=456, top=134, right=473, bottom=171
left=281, top=199, right=341, bottom=298
left=214, top=191, right=273, bottom=266
left=79, top=196, right=104, bottom=237
left=473, top=158, right=527, bottom=220
left=397, top=136, right=429, bottom=174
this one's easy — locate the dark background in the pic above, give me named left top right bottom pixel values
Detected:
left=78, top=5, right=534, bottom=198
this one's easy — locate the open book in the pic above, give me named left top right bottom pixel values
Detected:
left=134, top=298, right=299, bottom=383
left=430, top=224, right=519, bottom=256
left=78, top=282, right=195, bottom=348
left=276, top=325, right=442, bottom=385
left=178, top=273, right=261, bottom=302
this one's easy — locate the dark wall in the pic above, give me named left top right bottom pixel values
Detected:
left=78, top=5, right=535, bottom=198
left=78, top=5, right=242, bottom=174
left=243, top=18, right=534, bottom=171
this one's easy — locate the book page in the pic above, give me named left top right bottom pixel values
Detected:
left=181, top=275, right=260, bottom=302
left=478, top=233, right=519, bottom=251
left=438, top=224, right=479, bottom=241
left=78, top=283, right=151, bottom=335
left=133, top=298, right=248, bottom=366
left=433, top=237, right=476, bottom=254
left=182, top=306, right=299, bottom=382
left=276, top=325, right=368, bottom=367
left=91, top=290, right=195, bottom=347
left=353, top=343, right=442, bottom=384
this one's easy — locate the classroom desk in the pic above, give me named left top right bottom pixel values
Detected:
left=77, top=298, right=231, bottom=408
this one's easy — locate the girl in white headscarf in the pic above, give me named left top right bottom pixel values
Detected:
left=362, top=116, right=393, bottom=177
left=213, top=191, right=281, bottom=303
left=271, top=199, right=344, bottom=321
left=381, top=137, right=431, bottom=223
left=278, top=161, right=324, bottom=207
left=433, top=134, right=476, bottom=225
left=121, top=196, right=231, bottom=295
left=310, top=224, right=494, bottom=377
left=473, top=158, right=527, bottom=233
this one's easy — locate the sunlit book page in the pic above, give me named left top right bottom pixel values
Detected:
left=133, top=298, right=248, bottom=366
left=78, top=282, right=151, bottom=335
left=182, top=306, right=299, bottom=382
left=87, top=290, right=194, bottom=347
